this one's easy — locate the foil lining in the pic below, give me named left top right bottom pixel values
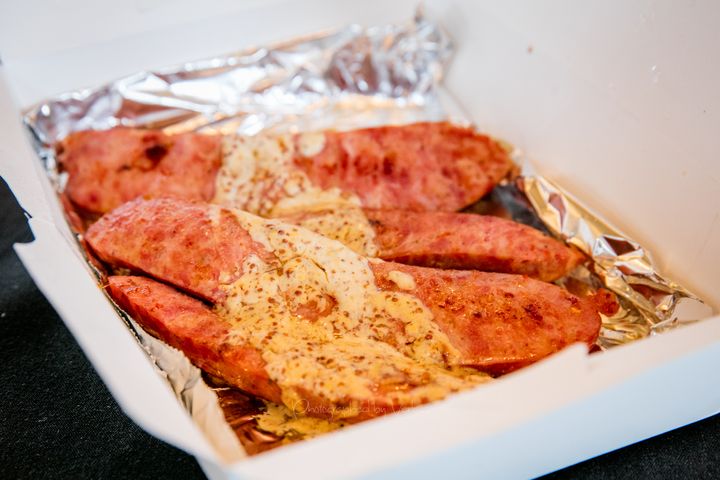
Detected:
left=518, top=176, right=712, bottom=348
left=25, top=9, right=451, bottom=145
left=21, top=8, right=713, bottom=459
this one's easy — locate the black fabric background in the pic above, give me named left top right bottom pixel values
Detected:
left=1, top=176, right=718, bottom=479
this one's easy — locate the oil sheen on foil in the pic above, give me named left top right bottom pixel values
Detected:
left=21, top=9, right=713, bottom=459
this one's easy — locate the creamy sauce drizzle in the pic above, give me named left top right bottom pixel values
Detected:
left=213, top=133, right=300, bottom=215
left=211, top=206, right=489, bottom=419
left=255, top=401, right=346, bottom=440
left=287, top=208, right=379, bottom=257
left=387, top=270, right=417, bottom=290
left=213, top=132, right=379, bottom=256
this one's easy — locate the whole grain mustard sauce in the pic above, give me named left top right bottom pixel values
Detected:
left=255, top=401, right=348, bottom=440
left=213, top=132, right=379, bottom=256
left=208, top=205, right=489, bottom=421
left=211, top=132, right=489, bottom=422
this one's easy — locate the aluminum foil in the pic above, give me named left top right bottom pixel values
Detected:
left=518, top=176, right=712, bottom=348
left=25, top=9, right=451, bottom=145
left=20, top=8, right=713, bottom=459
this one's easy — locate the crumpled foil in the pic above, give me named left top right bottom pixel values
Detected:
left=21, top=8, right=712, bottom=459
left=518, top=176, right=711, bottom=348
left=26, top=9, right=451, bottom=146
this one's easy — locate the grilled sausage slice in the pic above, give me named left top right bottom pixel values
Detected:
left=59, top=122, right=513, bottom=215
left=283, top=209, right=585, bottom=281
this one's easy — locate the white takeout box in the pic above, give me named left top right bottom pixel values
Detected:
left=1, top=1, right=719, bottom=478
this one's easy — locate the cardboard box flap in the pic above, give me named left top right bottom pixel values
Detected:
left=13, top=217, right=222, bottom=463
left=0, top=68, right=53, bottom=221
